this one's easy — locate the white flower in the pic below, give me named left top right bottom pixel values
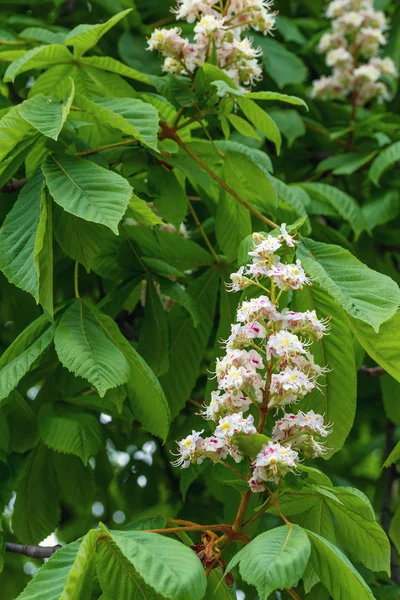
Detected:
left=280, top=309, right=330, bottom=340
left=147, top=27, right=188, bottom=57
left=162, top=57, right=187, bottom=75
left=326, top=0, right=350, bottom=19
left=371, top=57, right=397, bottom=77
left=172, top=430, right=204, bottom=468
left=334, top=11, right=364, bottom=33
left=215, top=412, right=256, bottom=439
left=227, top=266, right=252, bottom=292
left=278, top=223, right=297, bottom=247
left=354, top=63, right=380, bottom=82
left=269, top=259, right=311, bottom=290
left=202, top=436, right=229, bottom=460
left=250, top=441, right=298, bottom=486
left=172, top=0, right=219, bottom=23
left=311, top=75, right=346, bottom=100
left=326, top=47, right=353, bottom=69
left=267, top=330, right=307, bottom=360
left=194, top=14, right=226, bottom=36
left=269, top=367, right=316, bottom=407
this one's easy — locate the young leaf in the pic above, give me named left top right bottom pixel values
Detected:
left=237, top=97, right=282, bottom=154
left=43, top=154, right=132, bottom=234
left=226, top=525, right=311, bottom=598
left=60, top=530, right=99, bottom=599
left=0, top=315, right=55, bottom=401
left=369, top=140, right=400, bottom=186
left=227, top=113, right=261, bottom=139
left=138, top=277, right=169, bottom=377
left=246, top=90, right=308, bottom=110
left=297, top=238, right=400, bottom=332
left=160, top=268, right=219, bottom=418
left=16, top=539, right=82, bottom=600
left=128, top=193, right=163, bottom=227
left=104, top=529, right=207, bottom=600
left=54, top=300, right=130, bottom=397
left=64, top=9, right=132, bottom=57
left=39, top=404, right=104, bottom=465
left=18, top=80, right=75, bottom=140
left=13, top=444, right=60, bottom=544
left=292, top=284, right=357, bottom=454
left=305, top=530, right=375, bottom=599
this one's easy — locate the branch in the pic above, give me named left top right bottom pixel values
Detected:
left=1, top=178, right=27, bottom=193
left=358, top=365, right=386, bottom=377
left=5, top=542, right=62, bottom=559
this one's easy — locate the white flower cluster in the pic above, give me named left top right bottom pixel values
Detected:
left=173, top=224, right=332, bottom=493
left=312, top=0, right=397, bottom=106
left=147, top=0, right=277, bottom=89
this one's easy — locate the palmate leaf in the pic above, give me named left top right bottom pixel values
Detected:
left=0, top=170, right=52, bottom=313
left=0, top=315, right=55, bottom=401
left=54, top=300, right=130, bottom=397
left=226, top=525, right=311, bottom=599
left=64, top=9, right=132, bottom=57
left=292, top=284, right=356, bottom=454
left=16, top=539, right=82, bottom=600
left=138, top=277, right=169, bottom=377
left=300, top=183, right=365, bottom=238
left=39, top=404, right=104, bottom=465
left=160, top=268, right=219, bottom=418
left=305, top=530, right=375, bottom=600
left=42, top=153, right=132, bottom=234
left=369, top=140, right=400, bottom=185
left=103, top=529, right=207, bottom=600
left=4, top=44, right=73, bottom=83
left=75, top=94, right=160, bottom=151
left=297, top=238, right=400, bottom=332
left=13, top=444, right=60, bottom=544
left=348, top=312, right=400, bottom=382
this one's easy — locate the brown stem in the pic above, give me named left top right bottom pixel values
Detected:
left=232, top=491, right=252, bottom=533
left=160, top=122, right=278, bottom=229
left=144, top=524, right=231, bottom=534
left=5, top=542, right=62, bottom=559
left=243, top=494, right=274, bottom=529
left=75, top=140, right=139, bottom=157
left=286, top=588, right=302, bottom=600
left=258, top=361, right=272, bottom=433
left=358, top=365, right=386, bottom=377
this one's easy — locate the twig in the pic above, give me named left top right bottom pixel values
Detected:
left=232, top=491, right=252, bottom=533
left=5, top=542, right=62, bottom=559
left=160, top=122, right=278, bottom=229
left=358, top=365, right=386, bottom=377
left=75, top=140, right=139, bottom=157
left=187, top=197, right=220, bottom=262
left=286, top=588, right=302, bottom=600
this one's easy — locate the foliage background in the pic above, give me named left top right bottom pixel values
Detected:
left=0, top=0, right=400, bottom=598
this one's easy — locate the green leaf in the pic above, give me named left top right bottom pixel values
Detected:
left=362, top=191, right=400, bottom=231
left=75, top=94, right=159, bottom=151
left=383, top=440, right=400, bottom=467
left=227, top=113, right=261, bottom=139
left=316, top=152, right=377, bottom=176
left=0, top=170, right=52, bottom=311
left=300, top=183, right=364, bottom=238
left=128, top=193, right=163, bottom=227
left=389, top=504, right=400, bottom=556
left=216, top=180, right=252, bottom=262
left=347, top=312, right=400, bottom=382
left=381, top=375, right=400, bottom=425
left=369, top=140, right=400, bottom=186
left=43, top=154, right=132, bottom=234
left=237, top=97, right=281, bottom=154
left=267, top=108, right=306, bottom=147
left=124, top=226, right=213, bottom=271
left=53, top=205, right=111, bottom=272
left=327, top=499, right=390, bottom=573
left=204, top=568, right=236, bottom=599
left=101, top=321, right=171, bottom=441
left=54, top=453, right=96, bottom=508
left=297, top=237, right=400, bottom=332
left=246, top=91, right=308, bottom=110
left=13, top=444, right=60, bottom=544
left=0, top=315, right=55, bottom=401
left=16, top=539, right=81, bottom=600
left=160, top=268, right=219, bottom=418
left=234, top=433, right=271, bottom=458
left=61, top=529, right=99, bottom=599
left=148, top=163, right=187, bottom=228
left=0, top=104, right=33, bottom=162
left=138, top=277, right=169, bottom=377
left=292, top=284, right=356, bottom=454
left=256, top=36, right=308, bottom=88
left=54, top=300, right=130, bottom=397
left=64, top=9, right=132, bottom=57
left=157, top=278, right=200, bottom=326
left=226, top=525, right=311, bottom=598
left=305, top=530, right=375, bottom=599
left=4, top=44, right=73, bottom=82
left=79, top=55, right=152, bottom=85
left=104, top=529, right=207, bottom=600
left=18, top=81, right=75, bottom=140
left=5, top=391, right=39, bottom=453
left=39, top=404, right=104, bottom=465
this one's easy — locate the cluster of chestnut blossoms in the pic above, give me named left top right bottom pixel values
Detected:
left=172, top=225, right=332, bottom=493
left=147, top=0, right=277, bottom=89
left=312, top=0, right=397, bottom=106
